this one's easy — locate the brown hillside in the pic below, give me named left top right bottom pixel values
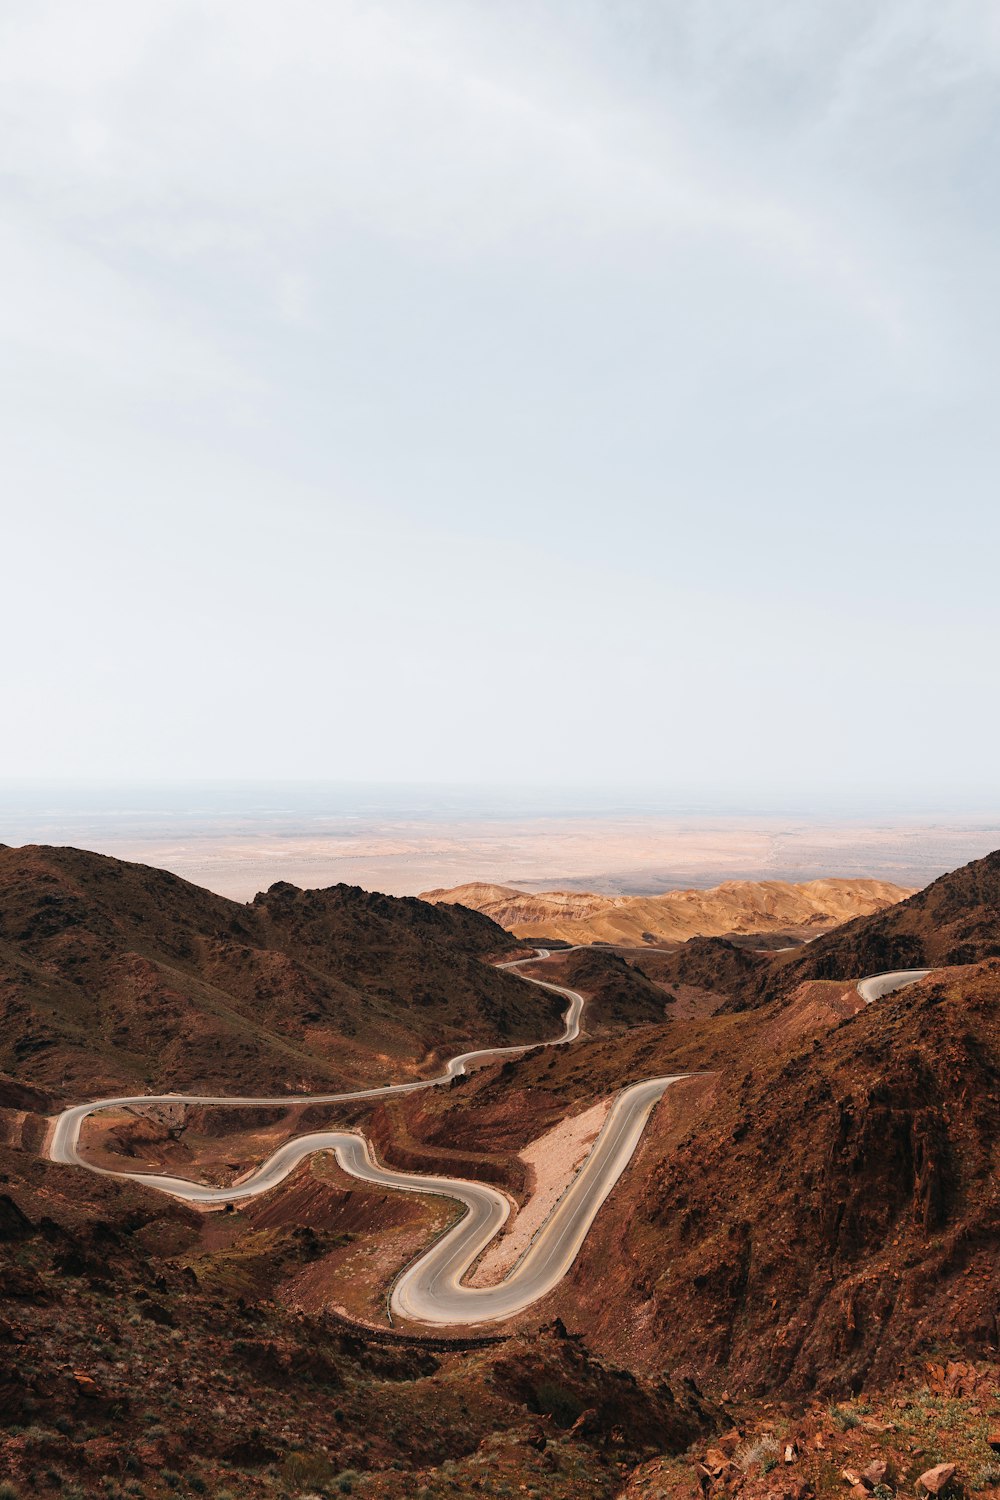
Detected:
left=531, top=948, right=675, bottom=1031
left=421, top=877, right=912, bottom=945
left=564, top=962, right=1000, bottom=1396
left=735, top=847, right=1000, bottom=1009
left=635, top=936, right=769, bottom=1006
left=0, top=1132, right=715, bottom=1498
left=5, top=847, right=1000, bottom=1496
left=358, top=933, right=1000, bottom=1397
left=0, top=845, right=561, bottom=1099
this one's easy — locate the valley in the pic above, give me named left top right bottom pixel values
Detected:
left=2, top=846, right=1000, bottom=1499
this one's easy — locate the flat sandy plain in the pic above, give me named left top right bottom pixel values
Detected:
left=3, top=788, right=998, bottom=900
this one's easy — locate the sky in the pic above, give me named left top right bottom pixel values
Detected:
left=2, top=0, right=998, bottom=808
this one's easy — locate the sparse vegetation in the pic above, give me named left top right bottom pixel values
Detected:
left=735, top=1436, right=783, bottom=1473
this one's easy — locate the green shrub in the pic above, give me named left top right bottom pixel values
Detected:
left=830, top=1404, right=860, bottom=1431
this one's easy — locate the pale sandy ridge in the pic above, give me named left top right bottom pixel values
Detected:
left=467, top=1099, right=612, bottom=1286
left=421, top=876, right=913, bottom=946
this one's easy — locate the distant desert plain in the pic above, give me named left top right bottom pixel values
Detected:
left=3, top=787, right=999, bottom=902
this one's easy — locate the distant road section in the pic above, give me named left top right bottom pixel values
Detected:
left=856, top=969, right=933, bottom=1004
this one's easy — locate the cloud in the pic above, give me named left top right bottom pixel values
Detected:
left=0, top=1, right=997, bottom=795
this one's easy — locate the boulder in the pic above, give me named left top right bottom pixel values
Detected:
left=917, top=1464, right=956, bottom=1496
left=72, top=1371, right=103, bottom=1399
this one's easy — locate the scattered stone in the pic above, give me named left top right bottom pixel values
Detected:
left=568, top=1406, right=600, bottom=1440
left=861, top=1461, right=888, bottom=1489
left=72, top=1370, right=103, bottom=1398
left=916, top=1464, right=956, bottom=1496
left=785, top=1442, right=800, bottom=1464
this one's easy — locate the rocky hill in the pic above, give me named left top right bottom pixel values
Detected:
left=725, top=847, right=1000, bottom=1010
left=421, top=877, right=912, bottom=946
left=567, top=958, right=1000, bottom=1397
left=0, top=844, right=561, bottom=1099
left=4, top=844, right=1000, bottom=1499
left=629, top=936, right=769, bottom=1005
left=528, top=947, right=675, bottom=1031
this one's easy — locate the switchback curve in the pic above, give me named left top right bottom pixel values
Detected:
left=46, top=954, right=933, bottom=1325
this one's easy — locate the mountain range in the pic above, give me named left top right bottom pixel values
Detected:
left=420, top=876, right=912, bottom=945
left=2, top=842, right=1000, bottom=1500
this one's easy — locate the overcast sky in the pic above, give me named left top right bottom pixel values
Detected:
left=2, top=1, right=998, bottom=807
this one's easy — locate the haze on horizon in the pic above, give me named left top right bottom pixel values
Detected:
left=2, top=2, right=998, bottom=809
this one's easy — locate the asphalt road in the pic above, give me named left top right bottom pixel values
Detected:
left=50, top=949, right=664, bottom=1326
left=856, top=968, right=933, bottom=1004
left=47, top=953, right=934, bottom=1327
left=391, top=1073, right=678, bottom=1323
left=49, top=950, right=580, bottom=1170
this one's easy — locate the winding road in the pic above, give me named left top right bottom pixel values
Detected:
left=49, top=951, right=681, bottom=1324
left=856, top=968, right=933, bottom=1004
left=46, top=954, right=934, bottom=1327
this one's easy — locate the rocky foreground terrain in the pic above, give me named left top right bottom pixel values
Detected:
left=1, top=847, right=999, bottom=1498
